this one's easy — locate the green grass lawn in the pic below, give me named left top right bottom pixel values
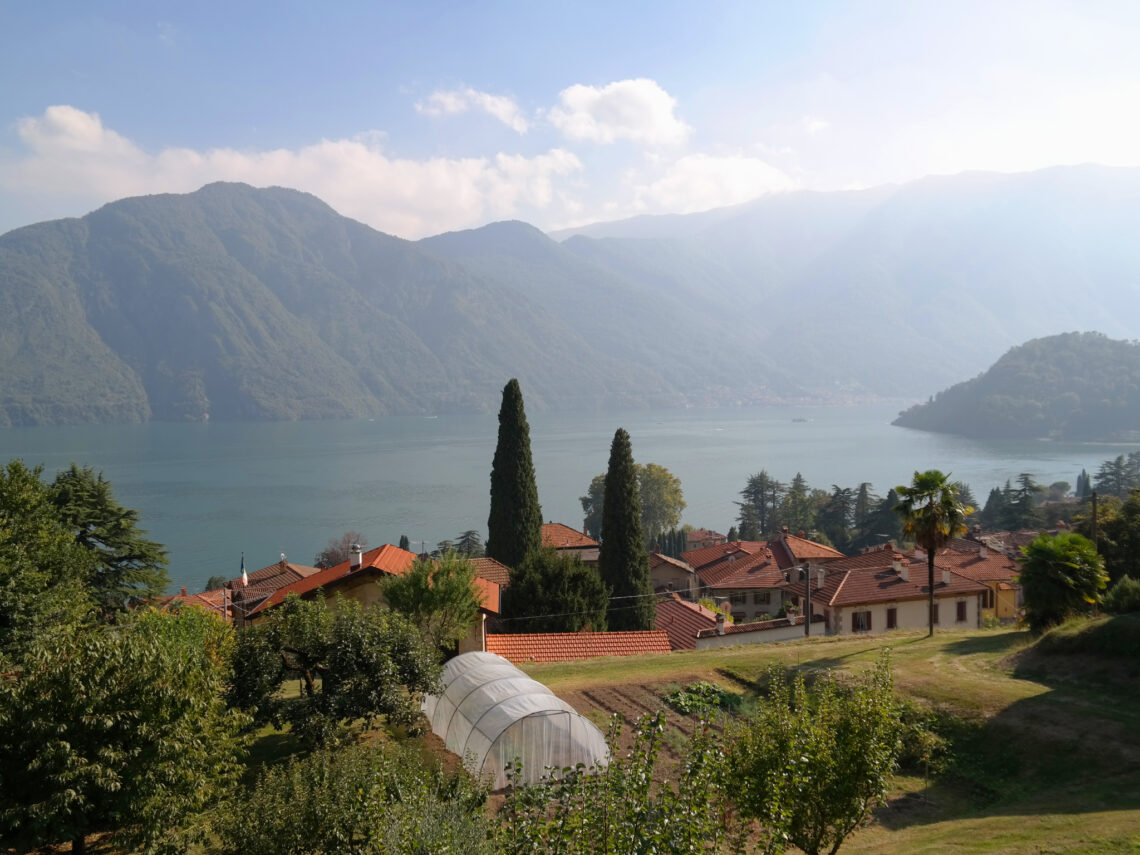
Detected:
left=522, top=623, right=1140, bottom=854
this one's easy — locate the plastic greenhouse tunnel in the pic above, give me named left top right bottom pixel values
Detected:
left=421, top=651, right=610, bottom=788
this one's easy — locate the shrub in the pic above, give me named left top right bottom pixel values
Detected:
left=1104, top=575, right=1140, bottom=614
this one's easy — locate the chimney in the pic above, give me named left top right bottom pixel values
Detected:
left=914, top=546, right=926, bottom=560
left=797, top=530, right=806, bottom=539
left=900, top=563, right=909, bottom=582
left=978, top=545, right=988, bottom=559
left=350, top=544, right=363, bottom=572
left=942, top=569, right=951, bottom=586
left=715, top=612, right=726, bottom=635
left=180, top=586, right=187, bottom=596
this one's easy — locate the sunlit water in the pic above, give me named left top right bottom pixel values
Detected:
left=2, top=402, right=1134, bottom=593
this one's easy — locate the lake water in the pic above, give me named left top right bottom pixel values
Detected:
left=2, top=402, right=1135, bottom=594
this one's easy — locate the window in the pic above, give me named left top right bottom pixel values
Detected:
left=931, top=603, right=940, bottom=625
left=729, top=592, right=746, bottom=605
left=984, top=587, right=994, bottom=609
left=732, top=612, right=746, bottom=624
left=886, top=607, right=897, bottom=630
left=753, top=591, right=770, bottom=605
left=956, top=600, right=967, bottom=623
left=853, top=610, right=872, bottom=633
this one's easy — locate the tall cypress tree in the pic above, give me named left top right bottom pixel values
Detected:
left=598, top=428, right=654, bottom=630
left=486, top=379, right=542, bottom=571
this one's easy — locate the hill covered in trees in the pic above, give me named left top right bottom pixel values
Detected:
left=892, top=332, right=1140, bottom=440
left=5, top=165, right=1140, bottom=424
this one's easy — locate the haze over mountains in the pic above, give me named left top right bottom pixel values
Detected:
left=1, top=165, right=1139, bottom=426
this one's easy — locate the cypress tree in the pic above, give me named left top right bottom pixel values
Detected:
left=598, top=428, right=654, bottom=630
left=486, top=379, right=543, bottom=570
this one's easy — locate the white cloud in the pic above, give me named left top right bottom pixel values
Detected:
left=0, top=106, right=582, bottom=238
left=802, top=116, right=830, bottom=135
left=415, top=88, right=529, bottom=133
left=548, top=78, right=691, bottom=145
left=634, top=153, right=795, bottom=213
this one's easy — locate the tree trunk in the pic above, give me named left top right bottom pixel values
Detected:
left=72, top=835, right=87, bottom=855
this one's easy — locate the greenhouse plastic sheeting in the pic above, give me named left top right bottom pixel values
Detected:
left=421, top=651, right=609, bottom=787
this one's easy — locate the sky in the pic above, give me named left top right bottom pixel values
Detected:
left=1, top=0, right=1139, bottom=239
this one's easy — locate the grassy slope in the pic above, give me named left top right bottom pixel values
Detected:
left=522, top=623, right=1140, bottom=854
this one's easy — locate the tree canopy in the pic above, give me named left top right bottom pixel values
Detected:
left=0, top=607, right=248, bottom=855
left=500, top=548, right=609, bottom=633
left=228, top=594, right=440, bottom=745
left=597, top=428, right=654, bottom=631
left=1018, top=531, right=1107, bottom=634
left=580, top=462, right=685, bottom=547
left=486, top=379, right=543, bottom=570
left=382, top=552, right=484, bottom=653
left=313, top=531, right=368, bottom=568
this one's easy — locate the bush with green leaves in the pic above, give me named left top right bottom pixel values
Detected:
left=500, top=711, right=754, bottom=855
left=663, top=681, right=740, bottom=715
left=727, top=655, right=904, bottom=855
left=0, top=607, right=248, bottom=855
left=211, top=741, right=495, bottom=855
left=1018, top=531, right=1108, bottom=633
left=1103, top=575, right=1140, bottom=614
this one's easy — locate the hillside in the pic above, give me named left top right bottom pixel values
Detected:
left=4, top=166, right=1140, bottom=424
left=524, top=622, right=1140, bottom=854
left=0, top=184, right=675, bottom=425
left=892, top=332, right=1140, bottom=440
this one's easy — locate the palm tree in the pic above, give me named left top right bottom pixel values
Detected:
left=894, top=471, right=973, bottom=636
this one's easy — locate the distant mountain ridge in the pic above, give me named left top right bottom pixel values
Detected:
left=2, top=166, right=1140, bottom=425
left=892, top=332, right=1140, bottom=440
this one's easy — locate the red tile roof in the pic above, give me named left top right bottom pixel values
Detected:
left=249, top=544, right=417, bottom=615
left=656, top=595, right=718, bottom=650
left=468, top=556, right=512, bottom=588
left=649, top=553, right=695, bottom=574
left=156, top=588, right=231, bottom=620
left=486, top=631, right=671, bottom=663
left=681, top=541, right=767, bottom=572
left=796, top=564, right=988, bottom=609
left=700, top=550, right=779, bottom=589
left=227, top=559, right=321, bottom=592
left=768, top=533, right=845, bottom=570
left=541, top=523, right=598, bottom=549
left=932, top=546, right=1020, bottom=583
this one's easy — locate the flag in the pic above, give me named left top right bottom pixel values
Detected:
left=241, top=552, right=248, bottom=587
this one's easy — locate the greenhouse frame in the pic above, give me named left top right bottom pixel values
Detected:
left=422, top=651, right=609, bottom=788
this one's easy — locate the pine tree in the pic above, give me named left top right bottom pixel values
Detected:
left=486, top=379, right=543, bottom=571
left=598, top=428, right=654, bottom=630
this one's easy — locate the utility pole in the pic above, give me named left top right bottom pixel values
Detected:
left=804, top=564, right=811, bottom=637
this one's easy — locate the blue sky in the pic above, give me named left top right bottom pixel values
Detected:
left=2, top=0, right=1138, bottom=237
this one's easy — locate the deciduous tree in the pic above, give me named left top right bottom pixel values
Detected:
left=500, top=548, right=608, bottom=633
left=728, top=655, right=903, bottom=855
left=0, top=608, right=248, bottom=855
left=314, top=531, right=369, bottom=568
left=580, top=463, right=686, bottom=547
left=383, top=552, right=484, bottom=652
left=486, top=379, right=542, bottom=570
left=228, top=595, right=439, bottom=745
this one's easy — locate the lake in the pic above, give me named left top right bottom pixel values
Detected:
left=1, top=402, right=1134, bottom=593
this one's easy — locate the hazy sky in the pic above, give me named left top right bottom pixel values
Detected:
left=2, top=0, right=1138, bottom=238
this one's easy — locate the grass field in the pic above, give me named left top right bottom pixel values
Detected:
left=521, top=619, right=1140, bottom=854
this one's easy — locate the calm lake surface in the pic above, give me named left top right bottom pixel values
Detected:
left=2, top=402, right=1135, bottom=593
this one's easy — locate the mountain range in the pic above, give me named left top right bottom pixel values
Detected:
left=2, top=165, right=1139, bottom=425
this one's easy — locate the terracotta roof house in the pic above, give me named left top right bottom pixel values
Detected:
left=468, top=556, right=512, bottom=588
left=225, top=557, right=322, bottom=623
left=243, top=544, right=418, bottom=620
left=649, top=552, right=699, bottom=599
left=156, top=586, right=232, bottom=621
left=541, top=522, right=598, bottom=550
left=702, top=550, right=791, bottom=623
left=680, top=540, right=768, bottom=574
left=784, top=550, right=989, bottom=636
left=685, top=528, right=727, bottom=550
left=931, top=542, right=1021, bottom=621
left=768, top=531, right=845, bottom=570
left=485, top=631, right=671, bottom=664
left=655, top=595, right=719, bottom=650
